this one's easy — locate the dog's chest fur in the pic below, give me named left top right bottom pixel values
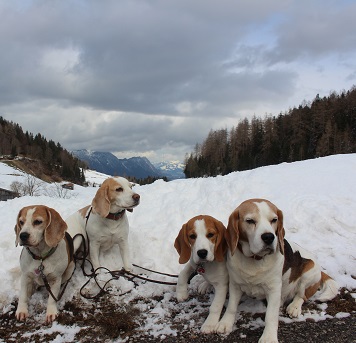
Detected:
left=86, top=214, right=129, bottom=249
left=227, top=251, right=284, bottom=299
left=20, top=241, right=69, bottom=285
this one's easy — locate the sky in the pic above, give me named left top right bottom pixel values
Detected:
left=0, top=154, right=355, bottom=340
left=0, top=0, right=356, bottom=163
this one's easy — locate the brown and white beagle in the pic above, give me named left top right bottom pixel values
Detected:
left=66, top=176, right=140, bottom=272
left=216, top=199, right=339, bottom=343
left=15, top=205, right=74, bottom=323
left=174, top=215, right=229, bottom=333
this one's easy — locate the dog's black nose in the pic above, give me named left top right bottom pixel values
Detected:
left=261, top=233, right=275, bottom=245
left=197, top=249, right=208, bottom=259
left=132, top=193, right=140, bottom=202
left=20, top=232, right=30, bottom=242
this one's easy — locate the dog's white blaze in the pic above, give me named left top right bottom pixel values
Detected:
left=248, top=201, right=277, bottom=254
left=22, top=208, right=37, bottom=229
left=192, top=219, right=215, bottom=263
left=255, top=201, right=275, bottom=232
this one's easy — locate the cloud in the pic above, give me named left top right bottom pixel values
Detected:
left=0, top=0, right=355, bottom=162
left=264, top=1, right=356, bottom=64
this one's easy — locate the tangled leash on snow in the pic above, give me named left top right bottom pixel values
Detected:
left=72, top=233, right=179, bottom=300
left=78, top=263, right=179, bottom=300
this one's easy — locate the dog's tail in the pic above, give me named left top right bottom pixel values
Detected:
left=315, top=272, right=339, bottom=302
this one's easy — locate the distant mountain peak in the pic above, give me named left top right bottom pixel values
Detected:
left=71, top=150, right=162, bottom=179
left=153, top=161, right=185, bottom=180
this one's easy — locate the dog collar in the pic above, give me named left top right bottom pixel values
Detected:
left=196, top=263, right=206, bottom=274
left=187, top=263, right=205, bottom=284
left=26, top=246, right=58, bottom=261
left=106, top=209, right=126, bottom=220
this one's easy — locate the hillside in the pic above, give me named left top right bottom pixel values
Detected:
left=0, top=116, right=85, bottom=184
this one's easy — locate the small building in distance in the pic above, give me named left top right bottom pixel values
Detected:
left=0, top=188, right=19, bottom=201
left=62, top=183, right=74, bottom=190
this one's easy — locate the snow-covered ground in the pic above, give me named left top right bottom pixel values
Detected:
left=0, top=154, right=355, bottom=341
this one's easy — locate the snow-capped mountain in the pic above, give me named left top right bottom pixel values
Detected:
left=153, top=161, right=185, bottom=180
left=72, top=149, right=162, bottom=179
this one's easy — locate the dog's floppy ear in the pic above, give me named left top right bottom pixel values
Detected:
left=44, top=207, right=67, bottom=247
left=92, top=184, right=111, bottom=217
left=15, top=208, right=25, bottom=247
left=225, top=209, right=239, bottom=256
left=276, top=209, right=285, bottom=255
left=14, top=225, right=20, bottom=247
left=174, top=223, right=191, bottom=264
left=214, top=219, right=227, bottom=262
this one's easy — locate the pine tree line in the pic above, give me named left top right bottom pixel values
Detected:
left=184, top=86, right=356, bottom=178
left=0, top=116, right=86, bottom=184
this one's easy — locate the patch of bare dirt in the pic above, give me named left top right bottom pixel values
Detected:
left=1, top=288, right=355, bottom=343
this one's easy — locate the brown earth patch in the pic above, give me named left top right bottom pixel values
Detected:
left=0, top=288, right=354, bottom=343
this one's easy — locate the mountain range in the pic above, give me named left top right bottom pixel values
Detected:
left=153, top=161, right=185, bottom=180
left=71, top=150, right=185, bottom=180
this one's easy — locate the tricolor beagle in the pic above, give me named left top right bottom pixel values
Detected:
left=174, top=215, right=229, bottom=333
left=216, top=199, right=338, bottom=343
left=15, top=205, right=74, bottom=323
left=66, top=176, right=140, bottom=272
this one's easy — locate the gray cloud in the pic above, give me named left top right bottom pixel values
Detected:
left=265, top=1, right=356, bottom=64
left=0, top=0, right=355, bottom=162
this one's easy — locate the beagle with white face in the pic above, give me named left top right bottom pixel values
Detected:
left=174, top=215, right=228, bottom=333
left=66, top=176, right=140, bottom=272
left=216, top=199, right=338, bottom=343
left=15, top=205, right=74, bottom=323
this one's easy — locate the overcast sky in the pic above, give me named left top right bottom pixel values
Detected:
left=1, top=0, right=355, bottom=163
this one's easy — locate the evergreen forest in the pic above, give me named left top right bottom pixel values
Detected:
left=184, top=87, right=356, bottom=178
left=0, top=116, right=86, bottom=184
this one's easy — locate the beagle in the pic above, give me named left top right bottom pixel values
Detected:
left=216, top=199, right=339, bottom=343
left=15, top=205, right=74, bottom=323
left=66, top=176, right=140, bottom=272
left=174, top=215, right=229, bottom=333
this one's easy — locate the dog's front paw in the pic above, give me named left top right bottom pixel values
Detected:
left=286, top=301, right=302, bottom=318
left=201, top=322, right=216, bottom=334
left=286, top=296, right=304, bottom=318
left=16, top=309, right=29, bottom=321
left=45, top=312, right=58, bottom=324
left=258, top=332, right=278, bottom=343
left=123, top=264, right=132, bottom=273
left=215, top=319, right=234, bottom=334
left=45, top=303, right=58, bottom=324
left=176, top=288, right=189, bottom=302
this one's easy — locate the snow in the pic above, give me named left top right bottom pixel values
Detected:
left=0, top=154, right=356, bottom=341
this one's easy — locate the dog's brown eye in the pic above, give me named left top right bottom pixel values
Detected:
left=33, top=220, right=42, bottom=225
left=116, top=187, right=124, bottom=192
left=246, top=219, right=255, bottom=225
left=19, top=220, right=24, bottom=226
left=271, top=218, right=278, bottom=224
left=189, top=234, right=197, bottom=240
left=207, top=233, right=214, bottom=238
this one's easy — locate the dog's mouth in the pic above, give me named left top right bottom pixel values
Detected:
left=20, top=241, right=33, bottom=247
left=197, top=258, right=208, bottom=263
left=126, top=201, right=140, bottom=210
left=258, top=246, right=275, bottom=257
left=19, top=239, right=39, bottom=248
